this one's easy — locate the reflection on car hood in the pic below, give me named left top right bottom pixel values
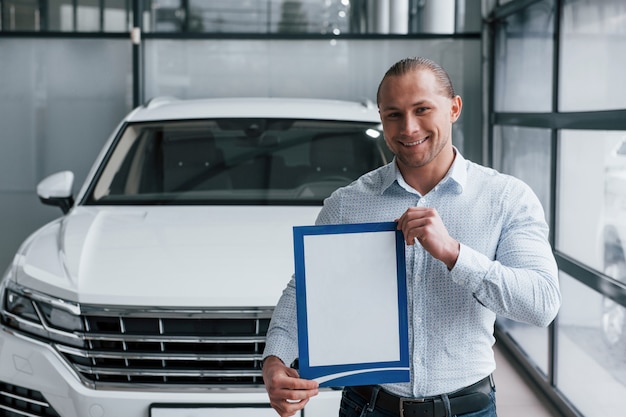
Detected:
left=15, top=206, right=321, bottom=307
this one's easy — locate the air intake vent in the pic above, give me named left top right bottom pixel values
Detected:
left=0, top=381, right=61, bottom=417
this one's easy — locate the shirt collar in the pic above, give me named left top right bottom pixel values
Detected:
left=381, top=147, right=467, bottom=195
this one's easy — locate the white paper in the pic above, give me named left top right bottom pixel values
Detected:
left=302, top=230, right=400, bottom=367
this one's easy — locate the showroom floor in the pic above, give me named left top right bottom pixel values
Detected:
left=493, top=342, right=562, bottom=417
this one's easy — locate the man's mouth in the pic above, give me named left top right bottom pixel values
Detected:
left=401, top=137, right=428, bottom=147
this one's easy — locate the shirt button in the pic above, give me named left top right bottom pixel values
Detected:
left=415, top=317, right=422, bottom=324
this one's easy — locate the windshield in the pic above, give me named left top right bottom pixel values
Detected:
left=84, top=118, right=389, bottom=205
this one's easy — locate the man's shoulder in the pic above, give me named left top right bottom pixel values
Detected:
left=464, top=159, right=536, bottom=198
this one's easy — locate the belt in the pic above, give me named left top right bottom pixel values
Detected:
left=347, top=375, right=494, bottom=417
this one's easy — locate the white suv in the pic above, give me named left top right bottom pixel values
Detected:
left=602, top=137, right=626, bottom=353
left=0, top=97, right=389, bottom=417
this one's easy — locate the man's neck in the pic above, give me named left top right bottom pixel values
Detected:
left=397, top=147, right=456, bottom=195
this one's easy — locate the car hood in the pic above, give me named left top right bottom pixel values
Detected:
left=14, top=206, right=321, bottom=307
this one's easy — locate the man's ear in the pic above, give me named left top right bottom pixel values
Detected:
left=450, top=95, right=462, bottom=123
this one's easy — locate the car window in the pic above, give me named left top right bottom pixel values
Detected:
left=85, top=119, right=388, bottom=205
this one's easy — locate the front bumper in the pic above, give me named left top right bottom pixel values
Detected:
left=0, top=328, right=342, bottom=417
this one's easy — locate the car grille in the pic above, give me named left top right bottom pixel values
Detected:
left=2, top=284, right=276, bottom=390
left=56, top=307, right=272, bottom=388
left=0, top=381, right=61, bottom=417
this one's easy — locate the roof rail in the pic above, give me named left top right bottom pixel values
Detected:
left=143, top=96, right=179, bottom=108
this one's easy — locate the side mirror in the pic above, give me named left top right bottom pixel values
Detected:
left=37, top=171, right=75, bottom=214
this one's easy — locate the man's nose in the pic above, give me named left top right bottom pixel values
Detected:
left=401, top=115, right=420, bottom=135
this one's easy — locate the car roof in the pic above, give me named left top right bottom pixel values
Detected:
left=126, top=97, right=382, bottom=124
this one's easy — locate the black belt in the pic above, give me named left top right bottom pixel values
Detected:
left=346, top=375, right=494, bottom=417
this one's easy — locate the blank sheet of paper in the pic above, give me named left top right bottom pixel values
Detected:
left=303, top=231, right=400, bottom=366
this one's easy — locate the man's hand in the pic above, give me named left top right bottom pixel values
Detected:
left=396, top=206, right=460, bottom=270
left=262, top=356, right=319, bottom=417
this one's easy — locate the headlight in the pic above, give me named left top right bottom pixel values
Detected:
left=39, top=302, right=84, bottom=331
left=1, top=283, right=85, bottom=347
left=5, top=290, right=39, bottom=323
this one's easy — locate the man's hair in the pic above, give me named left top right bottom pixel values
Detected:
left=376, top=57, right=456, bottom=105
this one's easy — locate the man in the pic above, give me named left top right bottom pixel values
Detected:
left=261, top=57, right=561, bottom=417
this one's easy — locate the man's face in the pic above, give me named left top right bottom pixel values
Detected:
left=377, top=69, right=462, bottom=172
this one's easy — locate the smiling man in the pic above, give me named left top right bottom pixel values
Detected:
left=261, top=57, right=561, bottom=417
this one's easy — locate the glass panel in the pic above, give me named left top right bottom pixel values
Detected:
left=493, top=0, right=554, bottom=112
left=559, top=0, right=626, bottom=111
left=492, top=126, right=552, bottom=224
left=557, top=272, right=626, bottom=417
left=143, top=0, right=468, bottom=35
left=496, top=318, right=549, bottom=375
left=2, top=0, right=40, bottom=31
left=0, top=0, right=477, bottom=34
left=104, top=0, right=129, bottom=32
left=0, top=37, right=132, bottom=275
left=47, top=0, right=74, bottom=31
left=149, top=0, right=183, bottom=32
left=455, top=0, right=482, bottom=33
left=77, top=0, right=100, bottom=31
left=557, top=130, right=626, bottom=276
left=143, top=38, right=481, bottom=159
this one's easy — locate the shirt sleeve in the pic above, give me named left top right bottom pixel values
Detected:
left=262, top=276, right=299, bottom=366
left=450, top=180, right=561, bottom=327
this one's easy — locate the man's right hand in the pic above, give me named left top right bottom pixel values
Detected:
left=262, top=356, right=319, bottom=417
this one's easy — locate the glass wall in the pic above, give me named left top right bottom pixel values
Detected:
left=489, top=0, right=626, bottom=416
left=144, top=38, right=477, bottom=101
left=492, top=0, right=553, bottom=113
left=559, top=0, right=626, bottom=112
left=557, top=130, right=626, bottom=272
left=0, top=0, right=482, bottom=34
left=0, top=38, right=132, bottom=271
left=558, top=272, right=626, bottom=417
left=492, top=126, right=552, bottom=220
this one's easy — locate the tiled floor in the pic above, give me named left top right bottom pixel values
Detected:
left=493, top=342, right=562, bottom=417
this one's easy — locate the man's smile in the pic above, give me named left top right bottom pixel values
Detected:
left=400, top=137, right=429, bottom=146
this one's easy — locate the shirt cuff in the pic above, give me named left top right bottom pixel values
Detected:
left=450, top=243, right=493, bottom=293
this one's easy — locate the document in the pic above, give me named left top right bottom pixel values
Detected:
left=293, top=222, right=410, bottom=387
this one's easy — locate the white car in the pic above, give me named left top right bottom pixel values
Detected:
left=0, top=97, right=389, bottom=417
left=602, top=137, right=626, bottom=352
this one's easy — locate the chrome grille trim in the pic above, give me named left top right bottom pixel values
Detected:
left=80, top=334, right=267, bottom=343
left=65, top=307, right=272, bottom=388
left=72, top=364, right=262, bottom=378
left=57, top=344, right=263, bottom=361
left=1, top=285, right=274, bottom=390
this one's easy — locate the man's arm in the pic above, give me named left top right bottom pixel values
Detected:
left=451, top=182, right=561, bottom=327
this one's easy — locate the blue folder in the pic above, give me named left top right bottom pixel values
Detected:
left=293, top=221, right=410, bottom=387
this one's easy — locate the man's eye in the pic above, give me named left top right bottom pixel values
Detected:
left=416, top=107, right=429, bottom=113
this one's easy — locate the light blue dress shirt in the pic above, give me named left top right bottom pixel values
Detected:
left=263, top=150, right=561, bottom=398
